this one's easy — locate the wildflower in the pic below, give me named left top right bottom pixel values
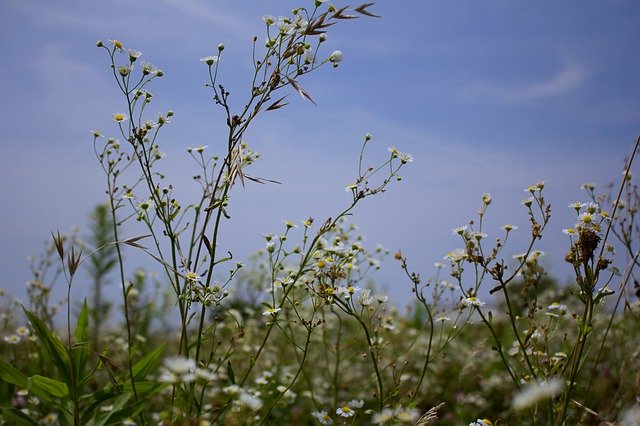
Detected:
left=117, top=65, right=133, bottom=77
left=364, top=132, right=373, bottom=142
left=262, top=307, right=281, bottom=316
left=581, top=182, right=595, bottom=191
left=238, top=390, right=263, bottom=411
left=92, top=130, right=103, bottom=138
left=576, top=212, right=597, bottom=226
left=562, top=228, right=576, bottom=235
left=372, top=408, right=394, bottom=424
left=394, top=406, right=419, bottom=422
left=348, top=399, right=364, bottom=409
left=359, top=289, right=374, bottom=306
left=453, top=225, right=467, bottom=235
left=42, top=413, right=58, bottom=425
left=584, top=202, right=599, bottom=214
left=444, top=249, right=467, bottom=263
left=547, top=302, right=567, bottom=312
left=436, top=315, right=450, bottom=322
left=108, top=39, right=124, bottom=51
left=283, top=220, right=298, bottom=229
left=188, top=145, right=209, bottom=153
left=218, top=43, right=225, bottom=51
left=141, top=61, right=157, bottom=75
left=328, top=50, right=343, bottom=63
left=312, top=410, right=333, bottom=425
left=461, top=296, right=485, bottom=307
left=336, top=404, right=356, bottom=417
left=185, top=271, right=201, bottom=283
left=469, top=419, right=493, bottom=426
left=3, top=335, right=20, bottom=344
left=512, top=379, right=563, bottom=411
left=481, top=193, right=492, bottom=205
left=159, top=356, right=196, bottom=383
left=501, top=224, right=517, bottom=232
left=16, top=326, right=29, bottom=337
left=223, top=384, right=240, bottom=395
left=376, top=294, right=389, bottom=304
left=399, top=152, right=414, bottom=163
left=112, top=113, right=127, bottom=123
left=473, top=232, right=488, bottom=241
left=522, top=197, right=533, bottom=207
left=200, top=56, right=219, bottom=66
left=568, top=201, right=585, bottom=212
left=128, top=49, right=141, bottom=62
left=263, top=15, right=276, bottom=26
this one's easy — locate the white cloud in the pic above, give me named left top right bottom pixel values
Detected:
left=458, top=60, right=586, bottom=104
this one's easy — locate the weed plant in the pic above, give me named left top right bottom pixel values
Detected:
left=1, top=2, right=639, bottom=425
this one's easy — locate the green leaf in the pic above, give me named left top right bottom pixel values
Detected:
left=0, top=407, right=40, bottom=426
left=29, top=374, right=69, bottom=398
left=22, top=308, right=71, bottom=384
left=227, top=360, right=236, bottom=385
left=85, top=393, right=131, bottom=426
left=120, top=381, right=166, bottom=396
left=0, top=357, right=29, bottom=389
left=103, top=398, right=146, bottom=426
left=131, top=343, right=165, bottom=381
left=73, top=300, right=90, bottom=387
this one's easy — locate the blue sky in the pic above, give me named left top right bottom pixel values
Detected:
left=1, top=1, right=639, bottom=308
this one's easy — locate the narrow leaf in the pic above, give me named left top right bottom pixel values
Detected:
left=265, top=95, right=289, bottom=111
left=131, top=344, right=165, bottom=381
left=286, top=76, right=317, bottom=106
left=0, top=408, right=40, bottom=426
left=227, top=361, right=236, bottom=385
left=73, top=300, right=90, bottom=384
left=23, top=308, right=71, bottom=384
left=29, top=374, right=69, bottom=398
left=0, top=357, right=29, bottom=389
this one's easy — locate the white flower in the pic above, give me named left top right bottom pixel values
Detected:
left=262, top=307, right=281, bottom=316
left=399, top=152, right=414, bottom=164
left=348, top=399, right=364, bottom=408
left=112, top=113, right=127, bottom=123
left=547, top=302, right=567, bottom=312
left=512, top=379, right=563, bottom=411
left=469, top=420, right=493, bottom=426
left=444, top=249, right=467, bottom=262
left=452, top=225, right=467, bottom=235
left=336, top=404, right=355, bottom=417
left=238, top=390, right=263, bottom=411
left=359, top=289, right=374, bottom=306
left=376, top=294, right=389, bottom=304
left=394, top=406, right=419, bottom=422
left=3, top=335, right=20, bottom=344
left=501, top=224, right=517, bottom=232
left=185, top=271, right=201, bottom=282
left=372, top=408, right=394, bottom=424
left=263, top=15, right=276, bottom=26
left=200, top=56, right=219, bottom=66
left=312, top=410, right=333, bottom=425
left=328, top=50, right=343, bottom=63
left=482, top=193, right=492, bottom=205
left=159, top=356, right=196, bottom=383
left=568, top=201, right=586, bottom=211
left=461, top=296, right=485, bottom=307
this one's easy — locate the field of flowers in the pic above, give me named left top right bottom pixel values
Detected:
left=1, top=2, right=639, bottom=425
